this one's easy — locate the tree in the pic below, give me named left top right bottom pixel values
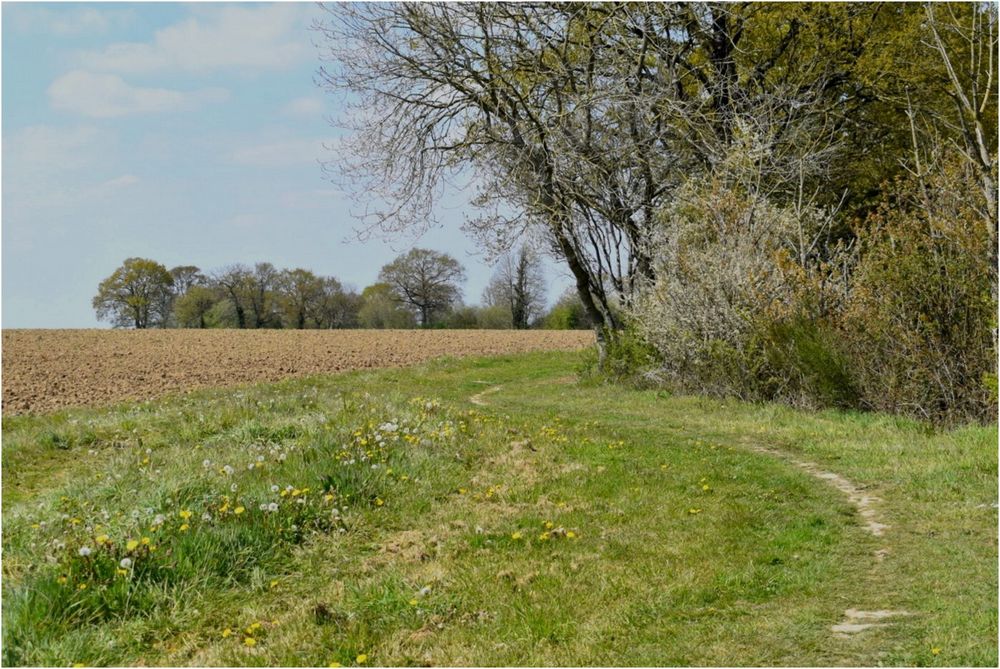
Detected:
left=169, top=265, right=206, bottom=296
left=377, top=249, right=466, bottom=327
left=484, top=245, right=546, bottom=329
left=213, top=264, right=253, bottom=329
left=318, top=3, right=871, bottom=358
left=276, top=268, right=326, bottom=329
left=247, top=262, right=281, bottom=328
left=315, top=277, right=361, bottom=328
left=92, top=257, right=174, bottom=329
left=357, top=283, right=416, bottom=329
left=173, top=285, right=218, bottom=329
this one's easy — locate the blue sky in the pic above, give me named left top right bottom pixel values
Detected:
left=2, top=2, right=569, bottom=328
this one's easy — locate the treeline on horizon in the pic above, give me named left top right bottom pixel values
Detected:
left=92, top=246, right=593, bottom=332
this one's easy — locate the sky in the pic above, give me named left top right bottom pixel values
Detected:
left=1, top=2, right=571, bottom=328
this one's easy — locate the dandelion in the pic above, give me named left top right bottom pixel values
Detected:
left=356, top=654, right=367, bottom=664
left=230, top=483, right=239, bottom=493
left=418, top=586, right=431, bottom=597
left=511, top=531, right=522, bottom=540
left=271, top=485, right=280, bottom=493
left=243, top=637, right=256, bottom=647
left=932, top=648, right=942, bottom=656
left=566, top=531, right=577, bottom=539
left=539, top=532, right=551, bottom=541
left=234, top=506, right=246, bottom=515
left=328, top=663, right=342, bottom=668
left=267, top=502, right=279, bottom=513
left=78, top=546, right=92, bottom=557
left=126, top=539, right=139, bottom=551
left=179, top=510, right=193, bottom=520
left=260, top=503, right=269, bottom=511
left=702, top=484, right=710, bottom=491
left=375, top=498, right=384, bottom=507
left=270, top=579, right=279, bottom=588
left=119, top=558, right=132, bottom=569
left=95, top=534, right=109, bottom=544
left=409, top=599, right=418, bottom=606
left=57, top=575, right=68, bottom=585
left=180, top=524, right=190, bottom=531
left=222, top=465, right=234, bottom=476
left=78, top=583, right=88, bottom=590
left=688, top=508, right=702, bottom=515
left=152, top=514, right=166, bottom=526
left=203, top=459, right=212, bottom=468
left=141, top=536, right=151, bottom=545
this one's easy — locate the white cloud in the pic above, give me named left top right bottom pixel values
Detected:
left=48, top=70, right=228, bottom=118
left=281, top=96, right=325, bottom=118
left=101, top=174, right=140, bottom=189
left=6, top=6, right=131, bottom=36
left=229, top=138, right=330, bottom=168
left=77, top=5, right=311, bottom=74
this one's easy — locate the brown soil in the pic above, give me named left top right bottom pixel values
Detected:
left=2, top=329, right=593, bottom=415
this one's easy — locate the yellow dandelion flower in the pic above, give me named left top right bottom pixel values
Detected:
left=328, top=663, right=342, bottom=668
left=222, top=628, right=232, bottom=638
left=234, top=506, right=246, bottom=515
left=539, top=532, right=551, bottom=541
left=243, top=637, right=256, bottom=647
left=511, top=531, right=522, bottom=540
left=116, top=568, right=128, bottom=576
left=141, top=537, right=151, bottom=545
left=409, top=599, right=418, bottom=606
left=566, top=531, right=577, bottom=539
left=95, top=534, right=109, bottom=544
left=688, top=508, right=702, bottom=515
left=324, top=494, right=335, bottom=502
left=180, top=524, right=190, bottom=531
left=126, top=539, right=139, bottom=550
left=57, top=576, right=68, bottom=585
left=374, top=498, right=384, bottom=507
left=356, top=654, right=367, bottom=664
left=702, top=484, right=710, bottom=491
left=78, top=583, right=88, bottom=590
left=932, top=648, right=942, bottom=656
left=458, top=488, right=467, bottom=494
left=179, top=510, right=192, bottom=520
left=544, top=521, right=554, bottom=529
left=269, top=580, right=279, bottom=589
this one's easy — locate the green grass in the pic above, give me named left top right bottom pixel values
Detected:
left=2, top=351, right=996, bottom=666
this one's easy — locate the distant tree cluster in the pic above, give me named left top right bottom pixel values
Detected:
left=93, top=246, right=582, bottom=331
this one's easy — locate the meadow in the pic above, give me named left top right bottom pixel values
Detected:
left=2, top=348, right=996, bottom=666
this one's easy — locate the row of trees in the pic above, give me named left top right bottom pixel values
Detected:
left=320, top=3, right=997, bottom=423
left=93, top=246, right=580, bottom=330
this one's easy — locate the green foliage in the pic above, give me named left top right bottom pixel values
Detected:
left=92, top=258, right=174, bottom=329
left=542, top=289, right=593, bottom=330
left=358, top=283, right=416, bottom=329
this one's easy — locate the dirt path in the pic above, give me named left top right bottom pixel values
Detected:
left=469, top=381, right=909, bottom=639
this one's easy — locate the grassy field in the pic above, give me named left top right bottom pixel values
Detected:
left=2, top=351, right=996, bottom=666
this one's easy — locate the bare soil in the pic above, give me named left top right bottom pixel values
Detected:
left=2, top=329, right=593, bottom=415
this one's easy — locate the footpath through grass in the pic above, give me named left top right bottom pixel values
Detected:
left=2, top=351, right=996, bottom=666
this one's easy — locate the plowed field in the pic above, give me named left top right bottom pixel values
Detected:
left=1, top=329, right=593, bottom=415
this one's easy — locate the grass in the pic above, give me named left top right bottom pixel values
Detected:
left=2, top=350, right=996, bottom=666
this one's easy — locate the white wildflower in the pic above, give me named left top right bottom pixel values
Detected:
left=222, top=465, right=234, bottom=476
left=202, top=459, right=212, bottom=469
left=267, top=502, right=279, bottom=513
left=78, top=546, right=92, bottom=557
left=119, top=557, right=132, bottom=569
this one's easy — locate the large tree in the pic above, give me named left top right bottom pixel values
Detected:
left=276, top=268, right=326, bottom=329
left=377, top=249, right=466, bottom=327
left=484, top=245, right=546, bottom=329
left=317, top=2, right=887, bottom=357
left=93, top=257, right=174, bottom=329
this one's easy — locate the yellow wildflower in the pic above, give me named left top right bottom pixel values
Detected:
left=539, top=532, right=551, bottom=541
left=375, top=498, right=384, bottom=507
left=566, top=531, right=577, bottom=539
left=222, top=628, right=232, bottom=638
left=126, top=539, right=139, bottom=551
left=328, top=663, right=342, bottom=668
left=78, top=583, right=87, bottom=590
left=409, top=599, right=418, bottom=606
left=140, top=537, right=151, bottom=545
left=234, top=506, right=245, bottom=515
left=57, top=576, right=68, bottom=585
left=356, top=654, right=367, bottom=664
left=270, top=580, right=279, bottom=589
left=179, top=510, right=192, bottom=520
left=932, top=648, right=942, bottom=656
left=180, top=524, right=190, bottom=531
left=95, top=534, right=109, bottom=544
left=688, top=508, right=702, bottom=515
left=243, top=637, right=256, bottom=647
